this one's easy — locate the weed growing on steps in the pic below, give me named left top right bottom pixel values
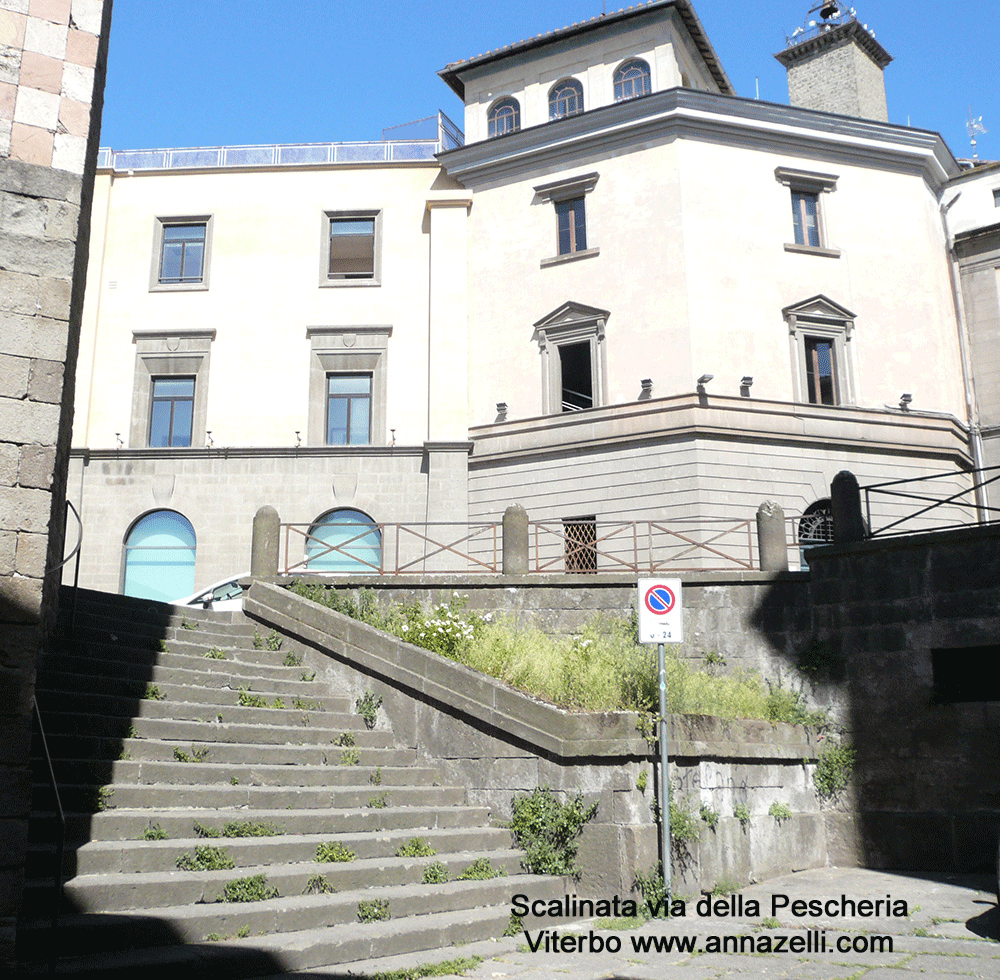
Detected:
left=94, top=785, right=115, bottom=811
left=357, top=899, right=390, bottom=923
left=712, top=877, right=743, bottom=895
left=304, top=873, right=335, bottom=895
left=335, top=732, right=356, bottom=747
left=181, top=619, right=198, bottom=630
left=293, top=698, right=320, bottom=710
left=141, top=824, right=168, bottom=840
left=316, top=841, right=355, bottom=863
left=252, top=630, right=263, bottom=650
left=204, top=925, right=250, bottom=941
left=339, top=748, right=360, bottom=766
left=282, top=651, right=303, bottom=667
left=195, top=820, right=283, bottom=838
left=117, top=747, right=131, bottom=761
left=237, top=688, right=267, bottom=708
left=143, top=683, right=164, bottom=701
left=355, top=691, right=382, bottom=729
left=230, top=776, right=239, bottom=785
left=270, top=697, right=286, bottom=710
left=456, top=858, right=504, bottom=881
left=176, top=845, right=235, bottom=871
left=367, top=793, right=388, bottom=809
left=172, top=746, right=209, bottom=763
left=264, top=631, right=283, bottom=651
left=503, top=914, right=523, bottom=937
left=509, top=786, right=597, bottom=878
left=204, top=648, right=226, bottom=660
left=422, top=862, right=449, bottom=884
left=633, top=863, right=670, bottom=918
left=369, top=767, right=382, bottom=786
left=300, top=671, right=315, bottom=682
left=219, top=874, right=279, bottom=902
left=395, top=837, right=436, bottom=858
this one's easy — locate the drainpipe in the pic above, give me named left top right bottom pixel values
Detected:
left=939, top=195, right=989, bottom=520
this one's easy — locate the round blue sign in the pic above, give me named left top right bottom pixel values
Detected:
left=644, top=585, right=676, bottom=615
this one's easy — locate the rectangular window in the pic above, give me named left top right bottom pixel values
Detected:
left=564, top=516, right=597, bottom=573
left=159, top=224, right=206, bottom=284
left=149, top=377, right=195, bottom=447
left=326, top=374, right=372, bottom=445
left=328, top=217, right=376, bottom=280
left=559, top=341, right=593, bottom=411
left=556, top=197, right=587, bottom=255
left=804, top=337, right=838, bottom=405
left=791, top=191, right=820, bottom=247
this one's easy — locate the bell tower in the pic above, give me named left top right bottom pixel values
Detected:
left=775, top=3, right=892, bottom=121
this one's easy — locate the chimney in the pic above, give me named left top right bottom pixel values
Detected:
left=775, top=6, right=892, bottom=122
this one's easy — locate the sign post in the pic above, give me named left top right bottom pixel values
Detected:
left=637, top=579, right=683, bottom=899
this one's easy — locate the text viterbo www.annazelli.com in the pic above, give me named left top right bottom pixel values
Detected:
left=523, top=929, right=893, bottom=955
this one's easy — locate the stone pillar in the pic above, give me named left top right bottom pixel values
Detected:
left=0, top=0, right=114, bottom=967
left=502, top=504, right=529, bottom=575
left=251, top=506, right=280, bottom=577
left=831, top=470, right=866, bottom=543
left=756, top=501, right=789, bottom=572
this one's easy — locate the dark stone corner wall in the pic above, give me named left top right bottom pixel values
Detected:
left=0, top=0, right=113, bottom=968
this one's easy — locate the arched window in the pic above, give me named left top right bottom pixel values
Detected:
left=614, top=59, right=651, bottom=101
left=798, top=499, right=833, bottom=569
left=306, top=508, right=382, bottom=574
left=122, top=510, right=196, bottom=601
left=488, top=96, right=520, bottom=138
left=549, top=78, right=583, bottom=120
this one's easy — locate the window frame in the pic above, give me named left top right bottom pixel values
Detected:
left=614, top=58, right=652, bottom=102
left=130, top=330, right=214, bottom=448
left=148, top=375, right=196, bottom=447
left=325, top=372, right=373, bottom=446
left=533, top=301, right=609, bottom=415
left=307, top=326, right=391, bottom=446
left=149, top=216, right=212, bottom=292
left=534, top=172, right=600, bottom=268
left=487, top=96, right=521, bottom=138
left=548, top=77, right=584, bottom=120
left=320, top=210, right=382, bottom=287
left=783, top=295, right=856, bottom=407
left=775, top=167, right=840, bottom=258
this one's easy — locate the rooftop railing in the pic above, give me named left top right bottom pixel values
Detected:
left=97, top=111, right=464, bottom=173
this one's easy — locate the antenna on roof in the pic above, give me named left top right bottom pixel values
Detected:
left=967, top=108, right=988, bottom=160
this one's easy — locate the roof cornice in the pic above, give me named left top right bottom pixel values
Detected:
left=774, top=19, right=892, bottom=70
left=439, top=0, right=733, bottom=99
left=438, top=88, right=959, bottom=193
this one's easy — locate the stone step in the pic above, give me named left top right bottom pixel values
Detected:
left=32, top=779, right=466, bottom=814
left=42, top=849, right=525, bottom=915
left=29, top=804, right=494, bottom=844
left=50, top=826, right=514, bottom=877
left=37, top=757, right=435, bottom=790
left=34, top=736, right=414, bottom=768
left=34, top=713, right=396, bottom=747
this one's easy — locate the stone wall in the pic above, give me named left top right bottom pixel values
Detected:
left=0, top=0, right=112, bottom=968
left=246, top=582, right=834, bottom=897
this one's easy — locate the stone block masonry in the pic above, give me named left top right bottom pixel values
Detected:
left=0, top=0, right=112, bottom=968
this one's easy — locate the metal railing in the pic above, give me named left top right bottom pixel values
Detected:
left=861, top=466, right=1000, bottom=538
left=528, top=519, right=757, bottom=573
left=96, top=111, right=465, bottom=173
left=47, top=500, right=83, bottom=638
left=280, top=521, right=500, bottom=575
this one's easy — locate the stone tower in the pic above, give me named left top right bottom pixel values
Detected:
left=775, top=6, right=892, bottom=122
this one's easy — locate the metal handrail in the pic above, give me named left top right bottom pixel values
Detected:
left=45, top=500, right=83, bottom=638
left=861, top=465, right=1000, bottom=537
left=31, top=696, right=65, bottom=975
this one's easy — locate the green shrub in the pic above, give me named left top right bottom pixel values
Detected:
left=339, top=748, right=360, bottom=766
left=509, top=787, right=598, bottom=878
left=635, top=769, right=648, bottom=793
left=144, top=683, right=164, bottom=701
left=734, top=802, right=751, bottom=827
left=335, top=732, right=356, bottom=747
left=221, top=820, right=282, bottom=837
left=355, top=691, right=382, bottom=729
left=764, top=686, right=828, bottom=728
left=370, top=766, right=383, bottom=786
left=219, top=874, right=279, bottom=902
left=176, top=845, right=234, bottom=871
left=395, top=837, right=436, bottom=858
left=204, top=647, right=226, bottom=659
left=194, top=822, right=221, bottom=838
left=367, top=793, right=388, bottom=809
left=358, top=898, right=390, bottom=923
left=283, top=651, right=303, bottom=667
left=633, top=863, right=669, bottom=918
left=768, top=801, right=792, bottom=823
left=316, top=841, right=355, bottom=863
left=264, top=631, right=282, bottom=651
left=181, top=619, right=198, bottom=630
left=457, top=858, right=504, bottom=881
left=670, top=797, right=701, bottom=845
left=422, top=862, right=449, bottom=884
left=141, top=823, right=168, bottom=840
left=238, top=688, right=267, bottom=708
left=172, top=746, right=208, bottom=763
left=304, top=873, right=335, bottom=894
left=293, top=698, right=320, bottom=710
left=814, top=742, right=856, bottom=799
left=700, top=804, right=720, bottom=831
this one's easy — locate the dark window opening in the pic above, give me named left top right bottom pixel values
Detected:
left=805, top=336, right=837, bottom=405
left=931, top=646, right=1000, bottom=703
left=556, top=196, right=587, bottom=255
left=564, top=516, right=597, bottom=573
left=149, top=376, right=195, bottom=447
left=329, top=217, right=375, bottom=279
left=559, top=342, right=593, bottom=411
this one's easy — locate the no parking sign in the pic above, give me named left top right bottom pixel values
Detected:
left=638, top=578, right=683, bottom=643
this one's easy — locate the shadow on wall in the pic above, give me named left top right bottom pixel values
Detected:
left=750, top=526, right=1000, bottom=873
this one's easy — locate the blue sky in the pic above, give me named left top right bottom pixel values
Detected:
left=100, top=1, right=997, bottom=161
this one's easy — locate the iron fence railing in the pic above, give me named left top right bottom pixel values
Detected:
left=861, top=466, right=1000, bottom=537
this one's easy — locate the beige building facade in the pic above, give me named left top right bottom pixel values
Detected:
left=69, top=0, right=987, bottom=597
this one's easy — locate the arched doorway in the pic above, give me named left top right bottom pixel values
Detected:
left=305, top=508, right=381, bottom=573
left=122, top=510, right=197, bottom=600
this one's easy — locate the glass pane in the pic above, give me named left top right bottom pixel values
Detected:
left=328, top=375, right=371, bottom=395
left=163, top=225, right=205, bottom=242
left=181, top=242, right=204, bottom=280
left=171, top=399, right=193, bottom=446
left=557, top=201, right=572, bottom=255
left=123, top=511, right=196, bottom=601
left=327, top=399, right=348, bottom=445
left=349, top=398, right=371, bottom=445
left=330, top=219, right=375, bottom=237
left=306, top=509, right=381, bottom=573
left=574, top=200, right=587, bottom=251
left=160, top=242, right=183, bottom=280
left=153, top=378, right=194, bottom=398
left=149, top=401, right=172, bottom=447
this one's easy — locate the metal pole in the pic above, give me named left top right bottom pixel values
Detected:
left=658, top=641, right=671, bottom=898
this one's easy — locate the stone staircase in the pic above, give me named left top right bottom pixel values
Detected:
left=16, top=588, right=561, bottom=976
